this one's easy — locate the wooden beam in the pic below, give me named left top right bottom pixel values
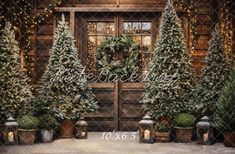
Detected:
left=55, top=5, right=184, bottom=12
left=89, top=82, right=115, bottom=89
left=120, top=82, right=144, bottom=89
left=70, top=11, right=75, bottom=34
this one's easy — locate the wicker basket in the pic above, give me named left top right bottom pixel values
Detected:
left=18, top=129, right=36, bottom=145
left=155, top=131, right=170, bottom=142
left=175, top=127, right=192, bottom=142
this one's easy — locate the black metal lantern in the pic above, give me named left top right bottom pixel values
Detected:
left=196, top=116, right=214, bottom=145
left=139, top=115, right=155, bottom=144
left=4, top=117, right=19, bottom=145
left=75, top=118, right=88, bottom=139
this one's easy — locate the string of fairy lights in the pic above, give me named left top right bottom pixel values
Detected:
left=175, top=0, right=197, bottom=51
left=175, top=0, right=233, bottom=63
left=220, top=0, right=233, bottom=63
left=0, top=0, right=61, bottom=76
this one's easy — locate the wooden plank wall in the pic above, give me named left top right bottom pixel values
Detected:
left=191, top=0, right=213, bottom=76
left=35, top=1, right=70, bottom=80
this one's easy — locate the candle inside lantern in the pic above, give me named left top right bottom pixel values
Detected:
left=144, top=129, right=150, bottom=139
left=81, top=131, right=86, bottom=137
left=203, top=132, right=209, bottom=142
left=143, top=70, right=148, bottom=76
left=8, top=131, right=14, bottom=142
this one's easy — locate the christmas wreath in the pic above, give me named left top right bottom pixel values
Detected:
left=96, top=35, right=141, bottom=78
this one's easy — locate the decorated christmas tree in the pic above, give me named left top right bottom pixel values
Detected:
left=0, top=22, right=33, bottom=122
left=193, top=25, right=229, bottom=115
left=142, top=0, right=195, bottom=119
left=35, top=15, right=98, bottom=120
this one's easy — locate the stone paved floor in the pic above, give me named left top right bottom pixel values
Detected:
left=0, top=132, right=234, bottom=154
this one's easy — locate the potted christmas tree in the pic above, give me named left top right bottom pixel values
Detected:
left=155, top=122, right=171, bottom=142
left=214, top=68, right=235, bottom=147
left=37, top=15, right=98, bottom=138
left=174, top=113, right=196, bottom=142
left=0, top=22, right=33, bottom=144
left=17, top=115, right=39, bottom=145
left=142, top=0, right=195, bottom=121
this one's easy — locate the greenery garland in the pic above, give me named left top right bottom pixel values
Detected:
left=96, top=35, right=141, bottom=78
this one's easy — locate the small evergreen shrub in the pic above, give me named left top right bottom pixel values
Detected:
left=214, top=68, right=235, bottom=132
left=174, top=113, right=196, bottom=128
left=38, top=114, right=59, bottom=130
left=17, top=115, right=39, bottom=130
left=155, top=123, right=170, bottom=132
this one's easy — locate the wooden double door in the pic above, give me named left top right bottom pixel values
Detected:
left=87, top=82, right=145, bottom=131
left=76, top=13, right=156, bottom=131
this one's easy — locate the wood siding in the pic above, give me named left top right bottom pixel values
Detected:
left=191, top=0, right=213, bottom=76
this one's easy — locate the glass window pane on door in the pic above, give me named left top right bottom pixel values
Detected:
left=122, top=21, right=152, bottom=75
left=87, top=21, right=115, bottom=74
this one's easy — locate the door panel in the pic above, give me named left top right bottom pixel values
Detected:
left=87, top=82, right=116, bottom=131
left=119, top=82, right=145, bottom=131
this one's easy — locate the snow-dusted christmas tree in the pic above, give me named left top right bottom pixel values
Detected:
left=142, top=0, right=195, bottom=119
left=35, top=15, right=98, bottom=120
left=0, top=22, right=33, bottom=122
left=193, top=25, right=229, bottom=115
